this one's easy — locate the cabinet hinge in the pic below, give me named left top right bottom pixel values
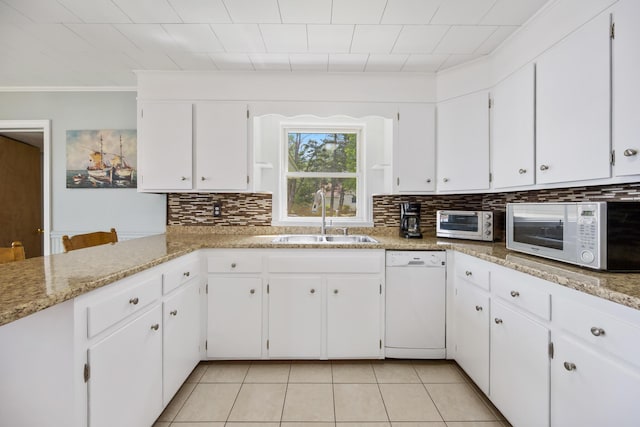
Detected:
left=83, top=363, right=90, bottom=383
left=205, top=340, right=208, bottom=350
left=247, top=175, right=250, bottom=184
left=379, top=284, right=382, bottom=295
left=610, top=21, right=615, bottom=40
left=397, top=112, right=400, bottom=120
left=611, top=150, right=615, bottom=166
left=488, top=98, right=493, bottom=109
left=548, top=341, right=554, bottom=359
left=267, top=339, right=270, bottom=350
left=247, top=109, right=250, bottom=119
left=140, top=109, right=143, bottom=119
left=267, top=284, right=269, bottom=294
left=379, top=339, right=382, bottom=349
left=206, top=283, right=208, bottom=294
left=489, top=172, right=493, bottom=182
left=396, top=177, right=400, bottom=186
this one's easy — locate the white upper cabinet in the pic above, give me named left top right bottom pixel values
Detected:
left=491, top=63, right=536, bottom=189
left=437, top=91, right=490, bottom=192
left=138, top=102, right=193, bottom=191
left=195, top=103, right=249, bottom=191
left=536, top=11, right=611, bottom=184
left=394, top=103, right=436, bottom=193
left=612, top=0, right=640, bottom=177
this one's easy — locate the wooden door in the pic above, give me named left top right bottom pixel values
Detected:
left=0, top=135, right=42, bottom=257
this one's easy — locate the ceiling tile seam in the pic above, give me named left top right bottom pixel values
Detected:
left=164, top=0, right=184, bottom=24
left=220, top=0, right=235, bottom=24
left=388, top=24, right=404, bottom=54
left=2, top=0, right=34, bottom=24
left=472, top=26, right=501, bottom=55
left=62, top=23, right=98, bottom=53
left=428, top=2, right=444, bottom=25
left=206, top=55, right=224, bottom=71
left=435, top=54, right=453, bottom=72
left=112, top=25, right=145, bottom=53
left=305, top=24, right=310, bottom=53
left=430, top=25, right=452, bottom=54
left=329, top=0, right=334, bottom=25
left=276, top=0, right=284, bottom=24
left=108, top=0, right=134, bottom=24
left=208, top=25, right=228, bottom=54
left=348, top=24, right=356, bottom=54
left=246, top=55, right=259, bottom=71
left=362, top=53, right=371, bottom=72
left=379, top=0, right=390, bottom=25
left=159, top=25, right=189, bottom=68
left=399, top=54, right=411, bottom=72
left=256, top=24, right=269, bottom=53
left=477, top=0, right=501, bottom=26
left=54, top=0, right=83, bottom=23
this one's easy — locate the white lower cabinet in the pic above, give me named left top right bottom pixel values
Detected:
left=268, top=276, right=323, bottom=358
left=88, top=305, right=163, bottom=427
left=327, top=276, right=382, bottom=358
left=490, top=300, right=550, bottom=427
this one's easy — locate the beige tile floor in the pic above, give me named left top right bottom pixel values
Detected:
left=155, top=360, right=512, bottom=427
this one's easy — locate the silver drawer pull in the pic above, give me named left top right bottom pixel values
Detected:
left=250, top=289, right=255, bottom=295
left=181, top=176, right=188, bottom=181
left=510, top=290, right=520, bottom=298
left=475, top=305, right=483, bottom=312
left=539, top=164, right=549, bottom=171
left=563, top=362, right=577, bottom=371
left=334, top=289, right=339, bottom=294
left=150, top=324, right=159, bottom=331
left=465, top=270, right=472, bottom=276
left=310, top=288, right=316, bottom=294
left=129, top=297, right=139, bottom=305
left=201, top=176, right=207, bottom=181
left=426, top=178, right=431, bottom=183
left=183, top=271, right=190, bottom=277
left=518, top=168, right=527, bottom=174
left=494, top=318, right=503, bottom=324
left=231, top=263, right=237, bottom=268
left=169, top=310, right=178, bottom=316
left=590, top=327, right=605, bottom=337
left=623, top=149, right=638, bottom=157
left=443, top=177, right=449, bottom=183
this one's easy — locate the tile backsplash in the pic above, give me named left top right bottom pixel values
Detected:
left=168, top=182, right=640, bottom=231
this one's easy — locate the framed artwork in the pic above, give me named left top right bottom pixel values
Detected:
left=66, top=129, right=137, bottom=188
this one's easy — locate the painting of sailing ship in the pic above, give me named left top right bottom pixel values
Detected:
left=66, top=129, right=137, bottom=188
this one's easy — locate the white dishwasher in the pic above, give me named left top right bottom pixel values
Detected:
left=385, top=251, right=446, bottom=359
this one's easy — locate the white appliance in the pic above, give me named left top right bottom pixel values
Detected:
left=385, top=251, right=446, bottom=358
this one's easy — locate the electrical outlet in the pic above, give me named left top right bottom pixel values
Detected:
left=213, top=202, right=221, bottom=217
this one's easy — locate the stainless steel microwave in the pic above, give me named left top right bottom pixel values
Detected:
left=506, top=201, right=640, bottom=271
left=436, top=210, right=500, bottom=242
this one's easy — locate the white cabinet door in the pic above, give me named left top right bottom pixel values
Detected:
left=163, top=280, right=201, bottom=404
left=207, top=276, right=262, bottom=358
left=195, top=103, right=248, bottom=191
left=551, top=334, right=640, bottom=427
left=454, top=279, right=490, bottom=394
left=88, top=305, right=163, bottom=427
left=490, top=301, right=550, bottom=427
left=268, top=276, right=322, bottom=358
left=327, top=276, right=382, bottom=358
left=395, top=103, right=436, bottom=192
left=536, top=11, right=611, bottom=184
left=613, top=0, right=640, bottom=177
left=437, top=91, right=490, bottom=192
left=138, top=102, right=193, bottom=191
left=491, top=63, right=535, bottom=189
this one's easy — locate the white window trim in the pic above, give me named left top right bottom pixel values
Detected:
left=273, top=122, right=371, bottom=227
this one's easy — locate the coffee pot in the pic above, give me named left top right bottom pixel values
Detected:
left=400, top=202, right=423, bottom=238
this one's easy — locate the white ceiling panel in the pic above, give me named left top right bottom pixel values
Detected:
left=328, top=54, right=368, bottom=72
left=290, top=54, right=329, bottom=71
left=162, top=24, right=224, bottom=52
left=351, top=25, right=402, bottom=54
left=434, top=26, right=497, bottom=54
left=168, top=52, right=218, bottom=70
left=111, top=0, right=181, bottom=24
left=224, top=0, right=281, bottom=23
left=402, top=54, right=448, bottom=71
left=480, top=0, right=548, bottom=25
left=440, top=53, right=484, bottom=69
left=211, top=24, right=265, bottom=53
left=430, top=0, right=496, bottom=25
left=2, top=0, right=81, bottom=23
left=250, top=54, right=291, bottom=70
left=474, top=26, right=517, bottom=54
left=67, top=24, right=140, bottom=54
left=47, top=50, right=139, bottom=72
left=332, top=0, right=388, bottom=24
left=0, top=24, right=48, bottom=52
left=91, top=70, right=137, bottom=86
left=393, top=25, right=449, bottom=54
left=21, top=24, right=93, bottom=53
left=0, top=2, right=31, bottom=24
left=381, top=0, right=443, bottom=24
left=210, top=53, right=254, bottom=70
left=365, top=54, right=409, bottom=72
left=126, top=51, right=179, bottom=69
left=308, top=25, right=353, bottom=53
left=279, top=0, right=332, bottom=24
left=115, top=24, right=179, bottom=52
left=57, top=0, right=132, bottom=24
left=260, top=24, right=307, bottom=53
left=168, top=0, right=231, bottom=23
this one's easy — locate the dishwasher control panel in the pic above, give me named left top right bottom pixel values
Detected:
left=386, top=251, right=446, bottom=267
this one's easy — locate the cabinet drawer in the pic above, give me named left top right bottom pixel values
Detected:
left=455, top=253, right=490, bottom=291
left=492, top=266, right=551, bottom=320
left=208, top=253, right=263, bottom=273
left=163, top=257, right=200, bottom=294
left=268, top=253, right=383, bottom=274
left=87, top=274, right=162, bottom=338
left=554, top=297, right=640, bottom=369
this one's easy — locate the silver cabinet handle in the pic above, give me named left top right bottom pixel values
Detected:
left=475, top=305, right=483, bottom=311
left=518, top=168, right=527, bottom=174
left=183, top=271, right=190, bottom=277
left=169, top=310, right=178, bottom=316
left=231, top=263, right=237, bottom=268
left=563, top=362, right=577, bottom=371
left=181, top=176, right=188, bottom=181
left=310, top=288, right=316, bottom=294
left=623, top=149, right=638, bottom=157
left=539, top=164, right=549, bottom=171
left=201, top=176, right=207, bottom=181
left=129, top=297, right=139, bottom=305
left=250, top=289, right=255, bottom=295
left=465, top=270, right=472, bottom=276
left=426, top=178, right=431, bottom=183
left=334, top=289, right=339, bottom=294
left=150, top=324, right=159, bottom=331
left=443, top=177, right=449, bottom=182
left=590, top=327, right=605, bottom=336
left=494, top=318, right=503, bottom=324
left=510, top=290, right=520, bottom=298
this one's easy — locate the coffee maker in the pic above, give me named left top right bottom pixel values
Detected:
left=400, top=202, right=423, bottom=238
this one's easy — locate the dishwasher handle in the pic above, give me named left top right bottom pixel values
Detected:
left=407, top=260, right=426, bottom=266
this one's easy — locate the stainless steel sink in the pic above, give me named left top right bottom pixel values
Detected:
left=271, top=234, right=378, bottom=244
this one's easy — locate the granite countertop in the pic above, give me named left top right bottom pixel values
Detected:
left=2, top=227, right=640, bottom=327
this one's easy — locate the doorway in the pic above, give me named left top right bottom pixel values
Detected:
left=0, top=120, right=51, bottom=256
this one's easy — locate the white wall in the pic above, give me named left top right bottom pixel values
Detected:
left=0, top=91, right=166, bottom=240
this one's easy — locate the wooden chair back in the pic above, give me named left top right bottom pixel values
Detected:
left=0, top=241, right=26, bottom=264
left=62, top=228, right=118, bottom=252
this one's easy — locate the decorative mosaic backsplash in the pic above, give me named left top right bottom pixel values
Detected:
left=167, top=182, right=640, bottom=229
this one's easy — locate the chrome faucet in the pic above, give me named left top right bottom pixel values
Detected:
left=313, top=188, right=327, bottom=235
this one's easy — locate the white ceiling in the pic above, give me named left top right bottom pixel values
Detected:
left=0, top=0, right=549, bottom=87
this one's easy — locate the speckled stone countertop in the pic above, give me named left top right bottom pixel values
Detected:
left=2, top=226, right=640, bottom=327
